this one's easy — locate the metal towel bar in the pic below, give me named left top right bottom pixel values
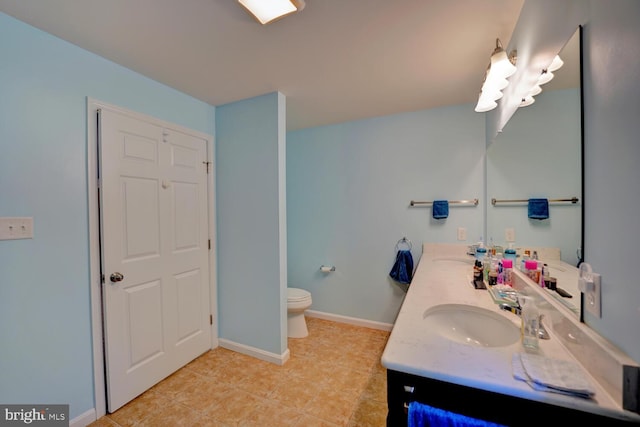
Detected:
left=409, top=198, right=478, bottom=207
left=491, top=197, right=579, bottom=206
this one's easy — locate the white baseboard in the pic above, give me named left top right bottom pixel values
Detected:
left=305, top=310, right=394, bottom=332
left=70, top=408, right=96, bottom=427
left=218, top=338, right=290, bottom=366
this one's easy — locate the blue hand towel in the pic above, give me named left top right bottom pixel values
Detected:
left=528, top=198, right=549, bottom=220
left=408, top=401, right=507, bottom=427
left=432, top=200, right=449, bottom=219
left=389, top=250, right=413, bottom=285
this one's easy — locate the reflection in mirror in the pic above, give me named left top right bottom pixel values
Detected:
left=486, top=28, right=582, bottom=317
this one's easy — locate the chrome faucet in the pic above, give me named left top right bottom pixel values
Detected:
left=538, top=314, right=550, bottom=340
left=499, top=303, right=550, bottom=340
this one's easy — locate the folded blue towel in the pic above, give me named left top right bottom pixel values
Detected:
left=389, top=250, right=413, bottom=285
left=528, top=198, right=549, bottom=220
left=432, top=200, right=449, bottom=219
left=408, top=401, right=506, bottom=427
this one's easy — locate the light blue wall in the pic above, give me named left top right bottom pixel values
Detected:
left=582, top=0, right=640, bottom=363
left=287, top=105, right=485, bottom=323
left=0, top=12, right=214, bottom=419
left=216, top=92, right=287, bottom=355
left=487, top=88, right=582, bottom=266
left=2, top=0, right=640, bottom=418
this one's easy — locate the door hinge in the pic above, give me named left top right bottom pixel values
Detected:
left=209, top=314, right=213, bottom=325
left=202, top=161, right=211, bottom=174
left=101, top=274, right=105, bottom=284
left=208, top=239, right=211, bottom=250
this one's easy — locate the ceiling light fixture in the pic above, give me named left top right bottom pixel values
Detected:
left=238, top=0, right=305, bottom=25
left=474, top=39, right=517, bottom=113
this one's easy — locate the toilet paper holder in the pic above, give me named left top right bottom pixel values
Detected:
left=320, top=265, right=336, bottom=273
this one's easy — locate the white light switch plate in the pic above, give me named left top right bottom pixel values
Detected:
left=0, top=217, right=34, bottom=240
left=585, top=272, right=601, bottom=318
left=505, top=228, right=515, bottom=242
left=457, top=227, right=467, bottom=241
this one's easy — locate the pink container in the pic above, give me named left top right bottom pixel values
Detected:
left=502, top=259, right=513, bottom=269
left=525, top=260, right=538, bottom=270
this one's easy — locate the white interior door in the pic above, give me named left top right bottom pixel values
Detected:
left=98, top=108, right=211, bottom=412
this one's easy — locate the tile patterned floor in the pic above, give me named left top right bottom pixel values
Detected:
left=89, top=317, right=390, bottom=427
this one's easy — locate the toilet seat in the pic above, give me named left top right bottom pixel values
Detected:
left=287, top=287, right=311, bottom=302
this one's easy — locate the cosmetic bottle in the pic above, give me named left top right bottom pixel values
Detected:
left=502, top=259, right=513, bottom=286
left=543, top=264, right=550, bottom=288
left=525, top=260, right=539, bottom=283
left=504, top=245, right=517, bottom=263
left=539, top=264, right=546, bottom=287
left=520, top=250, right=530, bottom=272
left=520, top=296, right=539, bottom=351
left=475, top=242, right=486, bottom=263
left=473, top=260, right=485, bottom=288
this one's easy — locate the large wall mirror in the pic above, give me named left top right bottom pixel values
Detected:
left=486, top=27, right=583, bottom=317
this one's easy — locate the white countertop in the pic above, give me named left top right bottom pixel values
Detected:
left=381, top=243, right=640, bottom=423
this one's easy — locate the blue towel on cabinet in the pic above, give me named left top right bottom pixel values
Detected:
left=528, top=198, right=549, bottom=220
left=432, top=200, right=449, bottom=219
left=408, top=401, right=507, bottom=427
left=389, top=250, right=414, bottom=285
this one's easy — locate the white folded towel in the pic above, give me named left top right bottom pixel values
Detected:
left=512, top=353, right=595, bottom=399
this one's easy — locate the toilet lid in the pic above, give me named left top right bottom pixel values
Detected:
left=287, top=287, right=311, bottom=302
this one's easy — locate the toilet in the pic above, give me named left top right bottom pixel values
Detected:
left=287, top=287, right=312, bottom=338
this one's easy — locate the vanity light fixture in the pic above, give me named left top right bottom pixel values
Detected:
left=538, top=69, right=555, bottom=85
left=548, top=55, right=564, bottom=72
left=528, top=85, right=542, bottom=97
left=520, top=96, right=535, bottom=107
left=518, top=55, right=563, bottom=108
left=474, top=39, right=517, bottom=113
left=519, top=84, right=541, bottom=108
left=238, top=0, right=305, bottom=25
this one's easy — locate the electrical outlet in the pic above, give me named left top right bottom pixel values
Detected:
left=0, top=217, right=34, bottom=240
left=585, top=272, right=602, bottom=318
left=505, top=228, right=515, bottom=242
left=457, top=227, right=467, bottom=241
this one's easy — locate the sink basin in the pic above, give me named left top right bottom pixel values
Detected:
left=423, top=304, right=520, bottom=347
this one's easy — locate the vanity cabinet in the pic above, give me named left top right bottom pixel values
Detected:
left=381, top=243, right=640, bottom=426
left=386, top=369, right=636, bottom=426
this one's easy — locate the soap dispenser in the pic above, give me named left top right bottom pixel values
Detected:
left=504, top=244, right=517, bottom=263
left=475, top=238, right=487, bottom=262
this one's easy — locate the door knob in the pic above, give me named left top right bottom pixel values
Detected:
left=110, top=272, right=124, bottom=283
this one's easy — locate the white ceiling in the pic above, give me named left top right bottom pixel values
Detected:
left=0, top=0, right=530, bottom=131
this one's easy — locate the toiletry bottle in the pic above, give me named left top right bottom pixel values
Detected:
left=475, top=241, right=486, bottom=263
left=520, top=250, right=530, bottom=272
left=489, top=237, right=496, bottom=260
left=488, top=271, right=497, bottom=286
left=502, top=259, right=513, bottom=286
left=543, top=264, right=550, bottom=288
left=483, top=254, right=492, bottom=282
left=539, top=264, right=546, bottom=287
left=520, top=296, right=539, bottom=351
left=504, top=244, right=517, bottom=264
left=473, top=260, right=484, bottom=288
left=525, top=260, right=538, bottom=282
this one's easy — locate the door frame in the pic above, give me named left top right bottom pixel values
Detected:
left=86, top=98, right=218, bottom=419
